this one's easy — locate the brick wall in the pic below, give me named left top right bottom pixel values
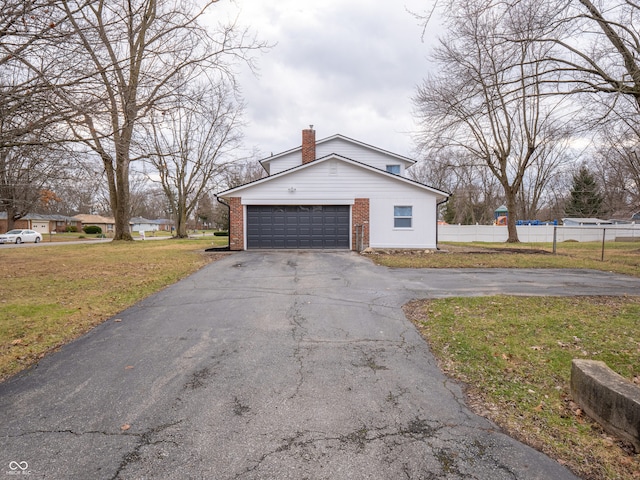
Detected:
left=352, top=198, right=370, bottom=251
left=0, top=219, right=28, bottom=232
left=301, top=128, right=316, bottom=164
left=228, top=197, right=244, bottom=251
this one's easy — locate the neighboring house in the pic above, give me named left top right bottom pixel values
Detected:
left=130, top=217, right=175, bottom=232
left=215, top=128, right=450, bottom=251
left=155, top=219, right=175, bottom=232
left=73, top=214, right=116, bottom=233
left=0, top=213, right=79, bottom=233
left=0, top=213, right=29, bottom=232
left=562, top=218, right=613, bottom=226
left=130, top=217, right=160, bottom=232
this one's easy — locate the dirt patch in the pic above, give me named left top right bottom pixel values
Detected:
left=438, top=244, right=551, bottom=255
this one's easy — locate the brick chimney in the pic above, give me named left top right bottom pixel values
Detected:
left=301, top=126, right=316, bottom=164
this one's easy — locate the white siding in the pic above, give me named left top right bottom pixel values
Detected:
left=369, top=197, right=437, bottom=249
left=263, top=136, right=414, bottom=176
left=264, top=152, right=301, bottom=175
left=316, top=138, right=412, bottom=175
left=236, top=159, right=439, bottom=249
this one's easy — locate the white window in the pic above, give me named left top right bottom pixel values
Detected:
left=394, top=206, right=412, bottom=228
left=386, top=164, right=401, bottom=175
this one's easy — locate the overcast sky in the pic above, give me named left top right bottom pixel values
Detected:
left=211, top=1, right=441, bottom=160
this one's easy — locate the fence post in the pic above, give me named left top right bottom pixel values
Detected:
left=601, top=228, right=606, bottom=261
left=553, top=226, right=557, bottom=254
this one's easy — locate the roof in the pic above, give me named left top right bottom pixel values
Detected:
left=259, top=134, right=416, bottom=170
left=562, top=217, right=613, bottom=225
left=0, top=212, right=77, bottom=221
left=130, top=217, right=174, bottom=225
left=73, top=214, right=115, bottom=224
left=217, top=153, right=449, bottom=201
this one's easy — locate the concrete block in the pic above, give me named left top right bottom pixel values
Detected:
left=570, top=359, right=640, bottom=451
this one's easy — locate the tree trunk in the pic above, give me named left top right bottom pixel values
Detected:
left=505, top=189, right=520, bottom=243
left=6, top=207, right=17, bottom=231
left=175, top=208, right=188, bottom=238
left=112, top=153, right=133, bottom=241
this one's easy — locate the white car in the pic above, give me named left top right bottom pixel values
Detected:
left=0, top=229, right=43, bottom=244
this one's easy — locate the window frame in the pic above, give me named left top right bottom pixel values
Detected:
left=393, top=205, right=413, bottom=229
left=385, top=164, right=401, bottom=175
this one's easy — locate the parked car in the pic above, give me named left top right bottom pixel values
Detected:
left=0, top=229, right=42, bottom=244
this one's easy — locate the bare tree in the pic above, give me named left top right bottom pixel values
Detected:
left=414, top=0, right=573, bottom=241
left=219, top=152, right=266, bottom=191
left=45, top=0, right=263, bottom=240
left=593, top=126, right=640, bottom=217
left=516, top=133, right=573, bottom=219
left=543, top=0, right=640, bottom=115
left=409, top=151, right=501, bottom=224
left=0, top=144, right=56, bottom=229
left=540, top=0, right=640, bottom=217
left=145, top=81, right=244, bottom=237
left=0, top=1, right=68, bottom=145
left=0, top=1, right=76, bottom=227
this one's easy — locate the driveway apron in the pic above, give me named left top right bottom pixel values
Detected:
left=3, top=251, right=639, bottom=479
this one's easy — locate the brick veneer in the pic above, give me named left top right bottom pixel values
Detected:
left=301, top=128, right=316, bottom=164
left=352, top=198, right=370, bottom=251
left=229, top=197, right=244, bottom=251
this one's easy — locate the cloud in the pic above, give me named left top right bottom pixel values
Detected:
left=213, top=0, right=441, bottom=159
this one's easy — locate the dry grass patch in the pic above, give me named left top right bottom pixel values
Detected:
left=369, top=242, right=640, bottom=277
left=0, top=238, right=227, bottom=381
left=404, top=296, right=640, bottom=480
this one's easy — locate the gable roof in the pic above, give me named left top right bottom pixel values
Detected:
left=218, top=153, right=449, bottom=201
left=0, top=212, right=77, bottom=222
left=259, top=134, right=416, bottom=171
left=73, top=214, right=115, bottom=224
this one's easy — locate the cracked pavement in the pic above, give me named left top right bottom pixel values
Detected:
left=3, top=251, right=640, bottom=479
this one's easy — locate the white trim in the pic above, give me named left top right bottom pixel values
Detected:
left=259, top=133, right=416, bottom=170
left=241, top=198, right=355, bottom=205
left=350, top=205, right=353, bottom=251
left=219, top=154, right=449, bottom=201
left=243, top=205, right=247, bottom=250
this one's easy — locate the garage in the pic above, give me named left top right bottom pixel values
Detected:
left=31, top=222, right=49, bottom=234
left=246, top=205, right=350, bottom=249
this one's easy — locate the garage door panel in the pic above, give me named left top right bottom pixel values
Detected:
left=247, top=205, right=349, bottom=249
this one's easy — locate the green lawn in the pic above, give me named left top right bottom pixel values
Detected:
left=1, top=238, right=638, bottom=478
left=0, top=236, right=228, bottom=381
left=370, top=241, right=640, bottom=277
left=391, top=242, right=640, bottom=480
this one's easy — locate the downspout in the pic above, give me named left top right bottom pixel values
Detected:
left=215, top=194, right=230, bottom=230
left=214, top=195, right=232, bottom=251
left=436, top=196, right=449, bottom=250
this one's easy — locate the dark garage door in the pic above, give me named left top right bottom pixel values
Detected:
left=246, top=205, right=350, bottom=249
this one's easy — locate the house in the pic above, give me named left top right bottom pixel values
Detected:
left=155, top=219, right=175, bottom=232
left=0, top=213, right=80, bottom=233
left=130, top=217, right=161, bottom=232
left=130, top=217, right=175, bottom=233
left=215, top=128, right=449, bottom=251
left=562, top=218, right=613, bottom=226
left=73, top=214, right=116, bottom=233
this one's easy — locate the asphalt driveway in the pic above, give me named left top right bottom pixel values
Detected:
left=2, top=251, right=640, bottom=479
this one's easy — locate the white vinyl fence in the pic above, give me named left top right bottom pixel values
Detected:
left=438, top=224, right=640, bottom=243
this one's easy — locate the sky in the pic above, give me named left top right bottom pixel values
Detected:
left=210, top=0, right=442, bottom=161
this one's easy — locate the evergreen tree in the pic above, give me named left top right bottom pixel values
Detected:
left=442, top=195, right=456, bottom=224
left=565, top=167, right=604, bottom=218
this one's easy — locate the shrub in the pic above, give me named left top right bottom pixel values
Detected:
left=65, top=226, right=78, bottom=233
left=213, top=231, right=229, bottom=236
left=83, top=225, right=102, bottom=234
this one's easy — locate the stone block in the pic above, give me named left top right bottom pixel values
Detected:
left=571, top=359, right=640, bottom=451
